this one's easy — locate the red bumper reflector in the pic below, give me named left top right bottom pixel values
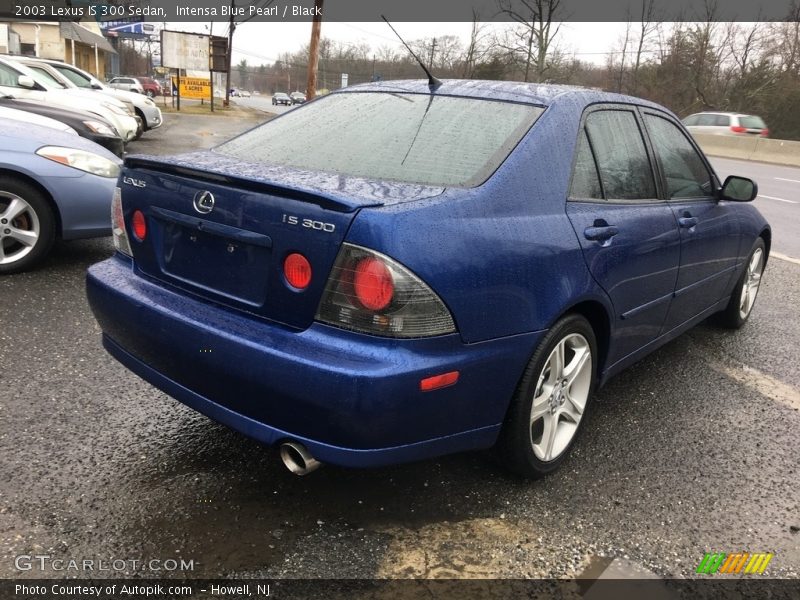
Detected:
left=420, top=371, right=459, bottom=392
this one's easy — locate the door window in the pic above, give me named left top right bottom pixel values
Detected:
left=644, top=115, right=714, bottom=199
left=584, top=110, right=657, bottom=200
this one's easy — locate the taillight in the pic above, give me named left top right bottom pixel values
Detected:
left=315, top=243, right=456, bottom=338
left=353, top=257, right=394, bottom=310
left=730, top=125, right=747, bottom=133
left=761, top=129, right=769, bottom=137
left=284, top=253, right=312, bottom=289
left=111, top=187, right=132, bottom=256
left=131, top=210, right=146, bottom=241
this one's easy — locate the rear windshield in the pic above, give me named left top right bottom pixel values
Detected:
left=739, top=115, right=767, bottom=129
left=217, top=92, right=544, bottom=187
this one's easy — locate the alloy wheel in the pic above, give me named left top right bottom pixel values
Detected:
left=529, top=333, right=592, bottom=462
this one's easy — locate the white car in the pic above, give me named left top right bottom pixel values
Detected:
left=683, top=112, right=769, bottom=137
left=24, top=58, right=162, bottom=132
left=0, top=105, right=77, bottom=135
left=0, top=57, right=139, bottom=142
left=108, top=76, right=144, bottom=94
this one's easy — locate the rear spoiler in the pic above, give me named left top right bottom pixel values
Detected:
left=124, top=156, right=382, bottom=213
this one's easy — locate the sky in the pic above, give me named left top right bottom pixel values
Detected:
left=169, top=21, right=634, bottom=68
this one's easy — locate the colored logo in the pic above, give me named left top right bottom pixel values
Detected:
left=696, top=552, right=773, bottom=575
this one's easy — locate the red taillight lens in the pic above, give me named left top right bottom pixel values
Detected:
left=353, top=257, right=394, bottom=310
left=131, top=210, right=146, bottom=241
left=761, top=129, right=769, bottom=137
left=730, top=125, right=747, bottom=133
left=284, top=253, right=312, bottom=289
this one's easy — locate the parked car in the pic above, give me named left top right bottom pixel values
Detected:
left=29, top=58, right=162, bottom=132
left=87, top=81, right=769, bottom=478
left=0, top=94, right=124, bottom=156
left=683, top=112, right=769, bottom=137
left=272, top=92, right=291, bottom=106
left=108, top=76, right=144, bottom=94
left=240, top=90, right=252, bottom=98
left=0, top=57, right=140, bottom=142
left=290, top=92, right=306, bottom=105
left=0, top=103, right=77, bottom=135
left=0, top=118, right=120, bottom=274
left=136, top=77, right=162, bottom=98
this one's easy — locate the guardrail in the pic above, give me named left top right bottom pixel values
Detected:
left=693, top=133, right=800, bottom=168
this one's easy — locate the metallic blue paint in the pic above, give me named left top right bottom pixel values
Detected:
left=86, top=81, right=770, bottom=468
left=0, top=119, right=120, bottom=239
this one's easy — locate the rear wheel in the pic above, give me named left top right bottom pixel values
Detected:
left=0, top=177, right=56, bottom=274
left=496, top=314, right=597, bottom=478
left=715, top=238, right=766, bottom=329
left=145, top=90, right=155, bottom=98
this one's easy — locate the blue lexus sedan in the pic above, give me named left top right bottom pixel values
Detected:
left=1, top=118, right=121, bottom=273
left=86, top=81, right=769, bottom=478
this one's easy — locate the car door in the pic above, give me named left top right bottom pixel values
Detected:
left=0, top=62, right=46, bottom=102
left=641, top=111, right=741, bottom=332
left=565, top=106, right=681, bottom=366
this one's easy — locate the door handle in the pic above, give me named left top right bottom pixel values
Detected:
left=678, top=216, right=699, bottom=229
left=584, top=225, right=619, bottom=242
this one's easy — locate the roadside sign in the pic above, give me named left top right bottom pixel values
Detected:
left=171, top=76, right=211, bottom=100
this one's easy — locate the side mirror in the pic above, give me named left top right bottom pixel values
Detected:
left=17, top=75, right=35, bottom=89
left=91, top=82, right=103, bottom=90
left=720, top=175, right=758, bottom=202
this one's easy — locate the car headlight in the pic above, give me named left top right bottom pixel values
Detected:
left=36, top=146, right=121, bottom=178
left=82, top=120, right=118, bottom=137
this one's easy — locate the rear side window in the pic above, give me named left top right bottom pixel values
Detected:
left=584, top=110, right=656, bottom=200
left=644, top=114, right=714, bottom=199
left=739, top=115, right=766, bottom=129
left=714, top=115, right=731, bottom=126
left=218, top=92, right=543, bottom=187
left=569, top=130, right=603, bottom=199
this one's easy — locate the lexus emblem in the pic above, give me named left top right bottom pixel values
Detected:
left=193, top=191, right=215, bottom=214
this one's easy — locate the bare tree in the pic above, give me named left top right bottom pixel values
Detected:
left=497, top=0, right=563, bottom=82
left=631, top=0, right=660, bottom=94
left=462, top=9, right=490, bottom=78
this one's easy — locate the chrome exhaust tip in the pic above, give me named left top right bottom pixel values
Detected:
left=279, top=441, right=322, bottom=476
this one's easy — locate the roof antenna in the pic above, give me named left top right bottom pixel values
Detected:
left=381, top=15, right=442, bottom=91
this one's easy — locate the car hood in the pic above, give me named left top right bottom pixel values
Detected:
left=125, top=150, right=446, bottom=210
left=101, top=87, right=151, bottom=108
left=0, top=117, right=122, bottom=160
left=0, top=105, right=77, bottom=135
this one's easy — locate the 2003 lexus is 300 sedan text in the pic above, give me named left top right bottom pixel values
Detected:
left=86, top=81, right=770, bottom=478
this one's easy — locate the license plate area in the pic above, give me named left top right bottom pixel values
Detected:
left=155, top=208, right=272, bottom=306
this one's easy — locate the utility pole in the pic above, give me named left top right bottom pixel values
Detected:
left=224, top=0, right=235, bottom=107
left=305, top=0, right=324, bottom=100
left=428, top=37, right=437, bottom=68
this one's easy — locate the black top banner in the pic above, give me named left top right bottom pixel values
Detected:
left=0, top=0, right=798, bottom=23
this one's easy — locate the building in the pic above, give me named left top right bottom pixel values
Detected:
left=0, top=20, right=116, bottom=78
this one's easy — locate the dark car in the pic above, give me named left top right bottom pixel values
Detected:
left=272, top=92, right=291, bottom=106
left=136, top=77, right=162, bottom=98
left=290, top=92, right=306, bottom=105
left=0, top=93, right=125, bottom=157
left=87, top=80, right=769, bottom=479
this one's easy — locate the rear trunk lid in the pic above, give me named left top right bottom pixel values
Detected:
left=120, top=151, right=443, bottom=330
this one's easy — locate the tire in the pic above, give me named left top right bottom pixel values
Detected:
left=714, top=238, right=766, bottom=329
left=0, top=177, right=56, bottom=274
left=496, top=313, right=597, bottom=478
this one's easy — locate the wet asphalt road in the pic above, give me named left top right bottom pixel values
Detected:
left=1, top=113, right=798, bottom=581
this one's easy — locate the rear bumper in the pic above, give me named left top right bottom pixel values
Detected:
left=86, top=257, right=540, bottom=468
